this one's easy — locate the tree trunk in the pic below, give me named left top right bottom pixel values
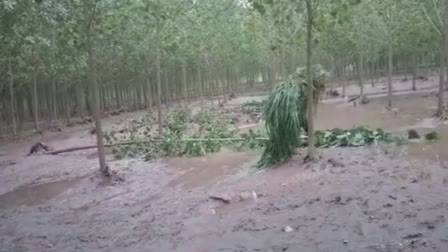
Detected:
left=182, top=60, right=189, bottom=107
left=198, top=65, right=204, bottom=110
left=437, top=37, right=446, bottom=116
left=412, top=55, right=417, bottom=91
left=156, top=47, right=163, bottom=135
left=305, top=0, right=315, bottom=160
left=145, top=56, right=153, bottom=111
left=387, top=43, right=393, bottom=108
left=32, top=70, right=40, bottom=131
left=446, top=36, right=448, bottom=91
left=358, top=52, right=364, bottom=96
left=8, top=56, right=17, bottom=135
left=52, top=76, right=57, bottom=121
left=86, top=1, right=108, bottom=176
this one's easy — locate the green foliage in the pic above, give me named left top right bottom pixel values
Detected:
left=408, top=129, right=420, bottom=139
left=237, top=129, right=268, bottom=151
left=158, top=109, right=190, bottom=156
left=104, top=114, right=154, bottom=160
left=105, top=108, right=237, bottom=159
left=187, top=109, right=235, bottom=156
left=295, top=64, right=329, bottom=106
left=242, top=100, right=265, bottom=114
left=314, top=127, right=403, bottom=147
left=425, top=131, right=439, bottom=141
left=256, top=82, right=307, bottom=168
left=257, top=65, right=328, bottom=168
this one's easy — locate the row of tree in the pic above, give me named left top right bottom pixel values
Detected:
left=1, top=0, right=448, bottom=171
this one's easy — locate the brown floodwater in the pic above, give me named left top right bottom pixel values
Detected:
left=164, top=150, right=258, bottom=188
left=316, top=94, right=437, bottom=131
left=316, top=94, right=448, bottom=162
left=0, top=176, right=86, bottom=209
left=404, top=127, right=448, bottom=163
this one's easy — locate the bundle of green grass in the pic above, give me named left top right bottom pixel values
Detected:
left=256, top=65, right=328, bottom=168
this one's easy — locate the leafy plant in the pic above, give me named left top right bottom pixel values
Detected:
left=237, top=129, right=268, bottom=151
left=257, top=82, right=308, bottom=168
left=314, top=127, right=403, bottom=148
left=425, top=131, right=439, bottom=141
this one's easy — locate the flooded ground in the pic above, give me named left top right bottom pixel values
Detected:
left=1, top=80, right=448, bottom=251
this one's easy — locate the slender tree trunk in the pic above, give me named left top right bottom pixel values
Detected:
left=438, top=37, right=446, bottom=116
left=32, top=70, right=40, bottom=131
left=156, top=47, right=163, bottom=135
left=412, top=55, right=417, bottom=91
left=387, top=43, right=393, bottom=108
left=446, top=37, right=448, bottom=91
left=52, top=77, right=57, bottom=121
left=163, top=65, right=169, bottom=103
left=67, top=80, right=72, bottom=124
left=198, top=65, right=204, bottom=110
left=145, top=56, right=153, bottom=111
left=78, top=83, right=85, bottom=119
left=182, top=60, right=188, bottom=107
left=358, top=52, right=364, bottom=96
left=86, top=1, right=108, bottom=176
left=305, top=0, right=315, bottom=160
left=8, top=56, right=17, bottom=135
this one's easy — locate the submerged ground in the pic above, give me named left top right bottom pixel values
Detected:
left=1, top=77, right=448, bottom=252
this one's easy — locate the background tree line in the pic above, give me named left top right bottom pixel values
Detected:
left=1, top=0, right=447, bottom=135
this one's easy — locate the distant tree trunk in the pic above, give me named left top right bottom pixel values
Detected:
left=198, top=65, right=204, bottom=110
left=8, top=56, right=17, bottom=135
left=438, top=37, right=446, bottom=116
left=358, top=52, right=364, bottom=96
left=51, top=77, right=57, bottom=121
left=341, top=61, right=346, bottom=98
left=32, top=70, right=40, bottom=131
left=156, top=47, right=163, bottom=135
left=412, top=55, right=417, bottom=91
left=78, top=83, right=85, bottom=119
left=66, top=80, right=72, bottom=124
left=163, top=64, right=169, bottom=103
left=182, top=60, right=188, bottom=107
left=145, top=56, right=153, bottom=111
left=305, top=0, right=315, bottom=160
left=446, top=37, right=448, bottom=91
left=86, top=0, right=108, bottom=176
left=387, top=43, right=393, bottom=108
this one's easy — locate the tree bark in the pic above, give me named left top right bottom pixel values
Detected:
left=32, top=69, right=40, bottom=131
left=438, top=36, right=446, bottom=116
left=198, top=65, right=204, bottom=110
left=182, top=60, right=189, bottom=107
left=156, top=47, right=163, bottom=135
left=358, top=52, right=364, bottom=96
left=52, top=76, right=57, bottom=121
left=145, top=56, right=153, bottom=111
left=387, top=43, right=393, bottom=108
left=412, top=55, right=417, bottom=91
left=86, top=0, right=108, bottom=176
left=8, top=56, right=17, bottom=135
left=305, top=0, right=315, bottom=160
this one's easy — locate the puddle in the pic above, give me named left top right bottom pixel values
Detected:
left=0, top=176, right=86, bottom=209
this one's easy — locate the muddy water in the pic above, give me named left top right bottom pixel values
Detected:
left=164, top=150, right=258, bottom=188
left=316, top=94, right=437, bottom=131
left=405, top=127, right=448, bottom=163
left=0, top=176, right=85, bottom=209
left=315, top=94, right=448, bottom=163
